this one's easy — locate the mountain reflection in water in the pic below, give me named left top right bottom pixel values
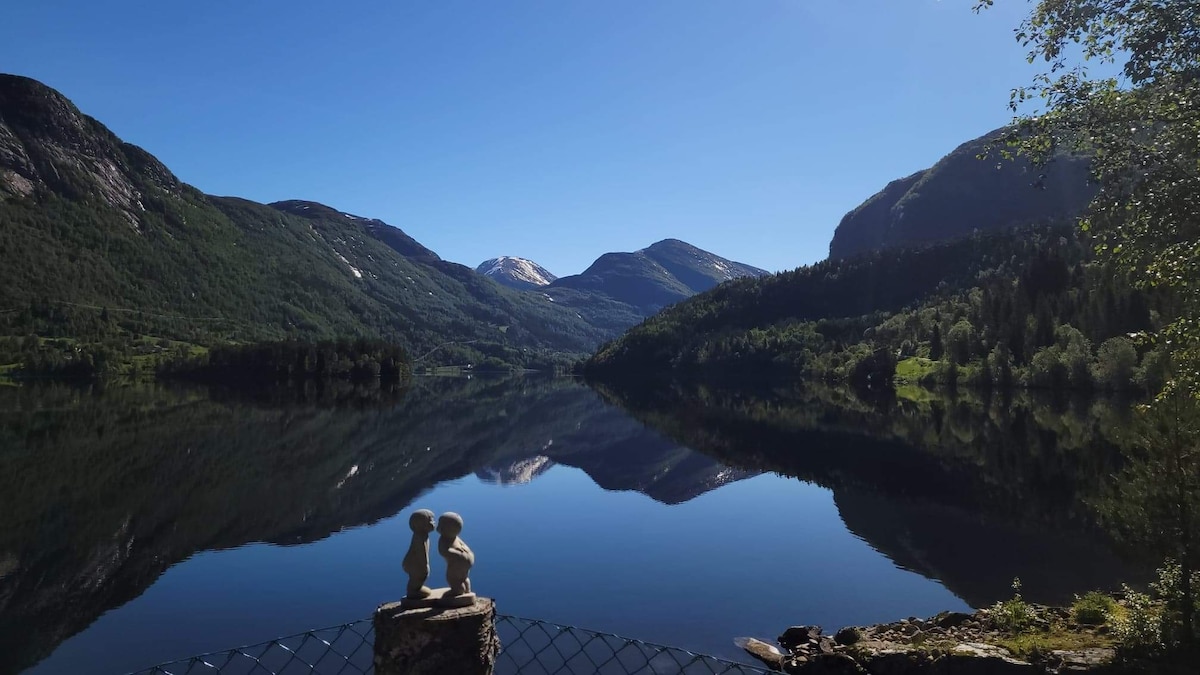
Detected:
left=0, top=376, right=1143, bottom=674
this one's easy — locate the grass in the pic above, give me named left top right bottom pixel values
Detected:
left=988, top=584, right=1118, bottom=661
left=894, top=356, right=938, bottom=384
left=992, top=628, right=1114, bottom=660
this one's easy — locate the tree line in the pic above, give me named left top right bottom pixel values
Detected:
left=159, top=339, right=413, bottom=386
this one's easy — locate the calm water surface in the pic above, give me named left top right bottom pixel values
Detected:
left=0, top=376, right=1140, bottom=674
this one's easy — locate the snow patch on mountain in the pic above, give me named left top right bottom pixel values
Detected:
left=335, top=252, right=363, bottom=279
left=476, top=256, right=558, bottom=289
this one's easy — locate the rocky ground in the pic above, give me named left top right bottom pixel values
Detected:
left=740, top=606, right=1188, bottom=674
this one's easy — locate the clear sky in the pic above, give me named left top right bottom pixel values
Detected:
left=1, top=1, right=1039, bottom=275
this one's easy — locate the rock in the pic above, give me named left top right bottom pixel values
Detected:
left=928, top=643, right=1034, bottom=674
left=736, top=637, right=784, bottom=670
left=794, top=653, right=866, bottom=675
left=1046, top=648, right=1115, bottom=672
left=864, top=651, right=930, bottom=675
left=769, top=608, right=1123, bottom=675
left=835, top=626, right=862, bottom=646
left=781, top=625, right=823, bottom=649
left=934, top=612, right=972, bottom=629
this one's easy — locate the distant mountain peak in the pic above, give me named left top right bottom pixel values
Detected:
left=548, top=239, right=768, bottom=313
left=644, top=238, right=689, bottom=249
left=476, top=256, right=557, bottom=290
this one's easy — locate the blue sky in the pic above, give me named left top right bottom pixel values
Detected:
left=1, top=1, right=1038, bottom=275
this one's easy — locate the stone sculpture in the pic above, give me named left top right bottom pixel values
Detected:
left=437, top=512, right=475, bottom=600
left=402, top=509, right=436, bottom=600
left=398, top=508, right=477, bottom=609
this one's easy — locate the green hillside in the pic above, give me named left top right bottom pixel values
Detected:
left=0, top=74, right=607, bottom=370
left=584, top=225, right=1170, bottom=393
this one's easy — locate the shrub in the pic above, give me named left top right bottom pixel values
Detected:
left=991, top=578, right=1034, bottom=633
left=1111, top=585, right=1163, bottom=651
left=1071, top=591, right=1117, bottom=626
left=1149, top=560, right=1200, bottom=647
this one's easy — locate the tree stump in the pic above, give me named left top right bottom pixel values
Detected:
left=373, top=598, right=499, bottom=675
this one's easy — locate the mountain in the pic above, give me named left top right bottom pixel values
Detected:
left=583, top=126, right=1142, bottom=386
left=476, top=256, right=557, bottom=290
left=827, top=127, right=1094, bottom=260
left=0, top=74, right=607, bottom=366
left=585, top=223, right=1160, bottom=389
left=584, top=229, right=1059, bottom=377
left=549, top=239, right=768, bottom=314
left=272, top=199, right=440, bottom=261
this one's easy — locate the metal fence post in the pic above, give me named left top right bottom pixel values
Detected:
left=373, top=598, right=500, bottom=675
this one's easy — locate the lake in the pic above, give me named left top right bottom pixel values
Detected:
left=0, top=376, right=1144, bottom=674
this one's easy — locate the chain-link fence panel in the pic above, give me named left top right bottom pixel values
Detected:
left=494, top=615, right=777, bottom=675
left=126, top=620, right=374, bottom=675
left=127, top=614, right=778, bottom=675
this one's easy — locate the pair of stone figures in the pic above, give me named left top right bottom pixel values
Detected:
left=401, top=510, right=477, bottom=609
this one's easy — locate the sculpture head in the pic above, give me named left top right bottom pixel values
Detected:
left=437, top=512, right=464, bottom=537
left=409, top=509, right=436, bottom=534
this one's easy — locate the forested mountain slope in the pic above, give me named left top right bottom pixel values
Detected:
left=585, top=225, right=1169, bottom=393
left=0, top=74, right=606, bottom=366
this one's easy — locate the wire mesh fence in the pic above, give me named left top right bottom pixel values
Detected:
left=127, top=614, right=778, bottom=675
left=127, top=620, right=375, bottom=675
left=494, top=615, right=776, bottom=675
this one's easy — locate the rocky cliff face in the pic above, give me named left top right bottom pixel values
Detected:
left=828, top=128, right=1094, bottom=260
left=0, top=74, right=180, bottom=224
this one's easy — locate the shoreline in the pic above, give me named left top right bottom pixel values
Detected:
left=741, top=604, right=1189, bottom=674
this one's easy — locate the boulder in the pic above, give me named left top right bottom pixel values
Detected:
left=1045, top=648, right=1116, bottom=673
left=929, top=643, right=1033, bottom=674
left=781, top=625, right=824, bottom=649
left=835, top=626, right=862, bottom=646
left=863, top=651, right=932, bottom=675
left=788, top=652, right=866, bottom=674
left=934, top=612, right=973, bottom=629
left=736, top=637, right=784, bottom=670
